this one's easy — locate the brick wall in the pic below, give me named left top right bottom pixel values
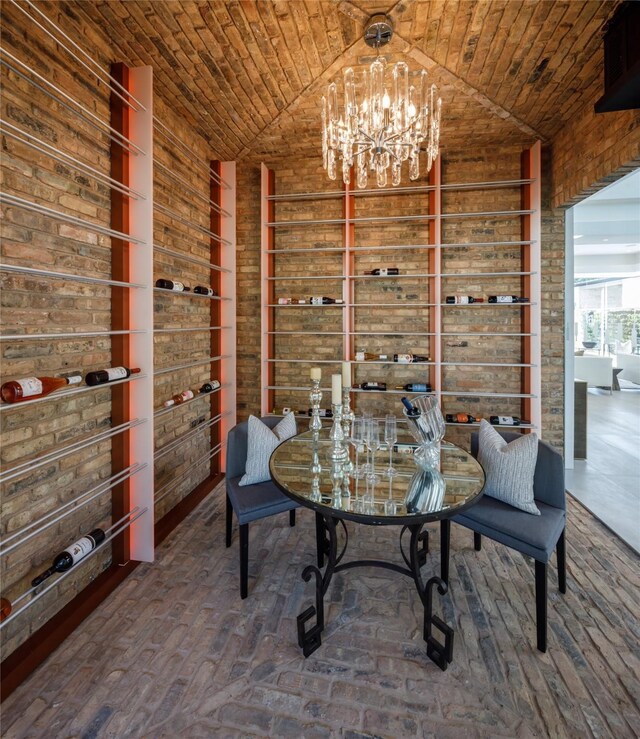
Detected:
left=551, top=98, right=640, bottom=208
left=0, top=5, right=224, bottom=657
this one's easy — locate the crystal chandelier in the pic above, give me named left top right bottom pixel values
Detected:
left=321, top=15, right=442, bottom=188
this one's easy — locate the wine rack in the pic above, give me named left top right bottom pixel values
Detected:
left=260, top=144, right=541, bottom=439
left=0, top=3, right=235, bottom=697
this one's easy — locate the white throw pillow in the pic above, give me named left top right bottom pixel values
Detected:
left=616, top=340, right=633, bottom=355
left=477, top=420, right=540, bottom=515
left=239, top=413, right=297, bottom=486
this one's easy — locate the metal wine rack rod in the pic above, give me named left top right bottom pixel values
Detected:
left=153, top=117, right=231, bottom=189
left=0, top=373, right=147, bottom=413
left=267, top=190, right=344, bottom=201
left=351, top=302, right=436, bottom=308
left=153, top=287, right=230, bottom=301
left=153, top=355, right=231, bottom=376
left=440, top=361, right=536, bottom=368
left=266, top=210, right=534, bottom=228
left=153, top=326, right=231, bottom=334
left=351, top=331, right=437, bottom=336
left=154, top=203, right=231, bottom=246
left=154, top=412, right=229, bottom=460
left=0, top=419, right=147, bottom=483
left=0, top=120, right=145, bottom=200
left=154, top=227, right=226, bottom=261
left=441, top=271, right=536, bottom=278
left=0, top=330, right=145, bottom=342
left=0, top=463, right=146, bottom=556
left=266, top=331, right=345, bottom=336
left=154, top=162, right=231, bottom=216
left=446, top=422, right=536, bottom=429
left=440, top=391, right=537, bottom=398
left=266, top=303, right=346, bottom=308
left=0, top=192, right=146, bottom=244
left=350, top=273, right=436, bottom=279
left=441, top=240, right=535, bottom=249
left=440, top=302, right=536, bottom=307
left=441, top=331, right=537, bottom=337
left=0, top=263, right=145, bottom=289
left=153, top=383, right=227, bottom=418
left=0, top=507, right=147, bottom=629
left=266, top=274, right=345, bottom=280
left=0, top=51, right=144, bottom=156
left=10, top=0, right=145, bottom=112
left=266, top=358, right=342, bottom=363
left=154, top=442, right=224, bottom=506
left=263, top=246, right=344, bottom=254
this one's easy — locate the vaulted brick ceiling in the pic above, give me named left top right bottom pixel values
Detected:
left=73, top=0, right=618, bottom=164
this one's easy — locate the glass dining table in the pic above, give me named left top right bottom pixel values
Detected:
left=269, top=427, right=485, bottom=671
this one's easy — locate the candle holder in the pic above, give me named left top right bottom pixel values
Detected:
left=309, top=378, right=323, bottom=433
left=309, top=430, right=322, bottom=502
left=341, top=386, right=354, bottom=440
left=329, top=403, right=348, bottom=466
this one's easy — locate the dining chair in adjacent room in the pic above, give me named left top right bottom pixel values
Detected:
left=225, top=416, right=297, bottom=599
left=440, top=430, right=567, bottom=652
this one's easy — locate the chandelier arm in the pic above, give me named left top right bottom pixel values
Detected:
left=355, top=128, right=376, bottom=145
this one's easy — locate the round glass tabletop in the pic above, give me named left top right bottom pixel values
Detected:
left=270, top=427, right=485, bottom=526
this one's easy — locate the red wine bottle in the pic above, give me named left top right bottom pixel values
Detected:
left=163, top=390, right=194, bottom=408
left=445, top=296, right=484, bottom=304
left=368, top=268, right=399, bottom=276
left=1, top=374, right=82, bottom=403
left=395, top=383, right=431, bottom=392
left=85, top=367, right=141, bottom=386
left=199, top=380, right=220, bottom=393
left=490, top=415, right=522, bottom=425
left=193, top=285, right=217, bottom=296
left=488, top=296, right=529, bottom=303
left=393, top=353, right=431, bottom=363
left=31, top=528, right=106, bottom=587
left=446, top=413, right=481, bottom=423
left=358, top=381, right=387, bottom=391
left=309, top=296, right=344, bottom=305
left=156, top=279, right=190, bottom=292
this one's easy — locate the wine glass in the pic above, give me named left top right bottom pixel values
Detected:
left=349, top=416, right=364, bottom=503
left=361, top=412, right=373, bottom=475
left=384, top=414, right=397, bottom=477
left=365, top=418, right=380, bottom=483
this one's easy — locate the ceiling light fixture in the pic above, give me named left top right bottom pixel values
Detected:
left=321, top=14, right=442, bottom=188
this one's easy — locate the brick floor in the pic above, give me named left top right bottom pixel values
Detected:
left=2, top=484, right=639, bottom=738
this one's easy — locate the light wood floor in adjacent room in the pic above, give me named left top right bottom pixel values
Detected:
left=2, top=484, right=639, bottom=738
left=566, top=382, right=640, bottom=553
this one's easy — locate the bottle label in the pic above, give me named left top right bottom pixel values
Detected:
left=395, top=354, right=413, bottom=363
left=278, top=298, right=292, bottom=304
left=68, top=375, right=82, bottom=385
left=355, top=351, right=365, bottom=361
left=65, top=536, right=94, bottom=565
left=495, top=296, right=513, bottom=303
left=171, top=281, right=185, bottom=291
left=498, top=416, right=515, bottom=424
left=412, top=384, right=428, bottom=392
left=179, top=391, right=194, bottom=402
left=379, top=268, right=388, bottom=276
left=106, top=367, right=128, bottom=381
left=16, top=377, right=43, bottom=397
left=457, top=296, right=470, bottom=304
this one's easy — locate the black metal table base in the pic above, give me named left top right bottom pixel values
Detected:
left=297, top=513, right=454, bottom=670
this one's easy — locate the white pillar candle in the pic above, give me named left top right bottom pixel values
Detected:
left=341, top=361, right=351, bottom=388
left=331, top=374, right=342, bottom=405
left=310, top=367, right=322, bottom=381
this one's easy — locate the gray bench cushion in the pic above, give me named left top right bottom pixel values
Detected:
left=453, top=497, right=566, bottom=562
left=227, top=475, right=297, bottom=525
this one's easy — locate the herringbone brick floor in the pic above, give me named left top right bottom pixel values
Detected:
left=2, top=483, right=639, bottom=738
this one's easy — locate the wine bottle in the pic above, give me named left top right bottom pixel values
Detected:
left=85, top=367, right=141, bottom=386
left=488, top=296, right=529, bottom=303
left=193, top=285, right=217, bottom=296
left=163, top=389, right=194, bottom=408
left=156, top=279, right=189, bottom=292
left=445, top=296, right=484, bottom=304
left=309, top=297, right=344, bottom=305
left=199, top=380, right=221, bottom=393
left=0, top=597, right=11, bottom=622
left=490, top=415, right=522, bottom=425
left=357, top=381, right=387, bottom=391
left=277, top=298, right=306, bottom=304
left=445, top=413, right=481, bottom=424
left=368, top=268, right=399, bottom=276
left=303, top=408, right=333, bottom=417
left=395, top=383, right=431, bottom=392
left=31, top=528, right=106, bottom=587
left=1, top=374, right=82, bottom=404
left=393, top=353, right=431, bottom=363
left=355, top=351, right=390, bottom=361
left=401, top=397, right=420, bottom=416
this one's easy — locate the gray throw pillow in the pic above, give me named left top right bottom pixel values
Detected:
left=239, top=413, right=297, bottom=486
left=477, top=420, right=540, bottom=515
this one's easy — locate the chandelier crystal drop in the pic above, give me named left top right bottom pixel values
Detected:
left=321, top=18, right=442, bottom=189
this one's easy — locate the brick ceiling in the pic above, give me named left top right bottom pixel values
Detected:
left=70, top=0, right=618, bottom=164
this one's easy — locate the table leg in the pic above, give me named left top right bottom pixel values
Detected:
left=408, top=524, right=454, bottom=671
left=297, top=514, right=339, bottom=658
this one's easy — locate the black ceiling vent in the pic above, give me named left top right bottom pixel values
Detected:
left=595, top=1, right=640, bottom=113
